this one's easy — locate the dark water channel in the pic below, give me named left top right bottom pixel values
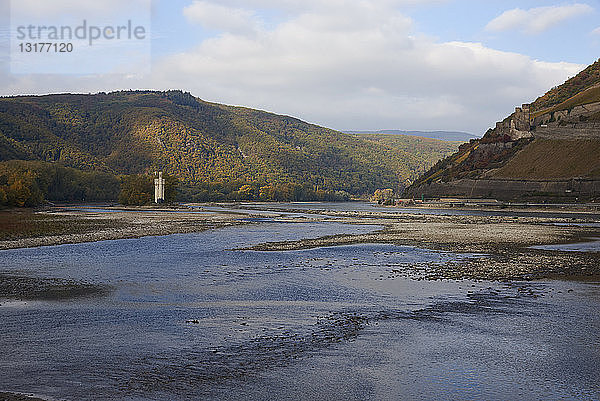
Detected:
left=1, top=213, right=599, bottom=400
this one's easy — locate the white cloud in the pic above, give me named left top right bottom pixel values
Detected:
left=592, top=27, right=600, bottom=35
left=486, top=4, right=593, bottom=34
left=183, top=1, right=262, bottom=35
left=150, top=1, right=582, bottom=132
left=0, top=0, right=585, bottom=134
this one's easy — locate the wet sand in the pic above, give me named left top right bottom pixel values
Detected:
left=0, top=207, right=244, bottom=251
left=0, top=393, right=47, bottom=401
left=0, top=274, right=110, bottom=301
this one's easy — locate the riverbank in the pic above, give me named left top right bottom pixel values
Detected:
left=0, top=207, right=244, bottom=250
left=1, top=204, right=599, bottom=282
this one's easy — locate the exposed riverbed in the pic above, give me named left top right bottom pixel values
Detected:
left=1, top=203, right=599, bottom=400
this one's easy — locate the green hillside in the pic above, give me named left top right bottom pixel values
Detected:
left=354, top=133, right=461, bottom=187
left=0, top=91, right=458, bottom=203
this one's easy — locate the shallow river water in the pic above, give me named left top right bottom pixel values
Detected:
left=1, top=208, right=599, bottom=400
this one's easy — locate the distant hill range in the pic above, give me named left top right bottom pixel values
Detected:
left=348, top=130, right=478, bottom=142
left=0, top=91, right=459, bottom=197
left=405, top=58, right=600, bottom=201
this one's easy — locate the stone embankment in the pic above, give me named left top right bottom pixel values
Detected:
left=406, top=177, right=600, bottom=200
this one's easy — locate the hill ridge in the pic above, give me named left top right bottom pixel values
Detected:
left=0, top=90, right=459, bottom=197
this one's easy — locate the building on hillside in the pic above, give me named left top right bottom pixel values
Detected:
left=493, top=103, right=534, bottom=140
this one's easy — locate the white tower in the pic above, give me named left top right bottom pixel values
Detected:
left=154, top=171, right=165, bottom=203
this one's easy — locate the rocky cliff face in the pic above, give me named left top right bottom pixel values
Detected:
left=405, top=60, right=600, bottom=201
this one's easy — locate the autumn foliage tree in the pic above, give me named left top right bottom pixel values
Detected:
left=118, top=175, right=153, bottom=205
left=0, top=160, right=120, bottom=208
left=3, top=170, right=43, bottom=207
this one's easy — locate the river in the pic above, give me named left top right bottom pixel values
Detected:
left=1, top=205, right=599, bottom=400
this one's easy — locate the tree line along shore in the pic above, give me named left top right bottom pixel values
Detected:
left=0, top=159, right=353, bottom=208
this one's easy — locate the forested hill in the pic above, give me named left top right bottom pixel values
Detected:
left=0, top=90, right=458, bottom=196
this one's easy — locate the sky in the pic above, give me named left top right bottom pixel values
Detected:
left=1, top=0, right=599, bottom=135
